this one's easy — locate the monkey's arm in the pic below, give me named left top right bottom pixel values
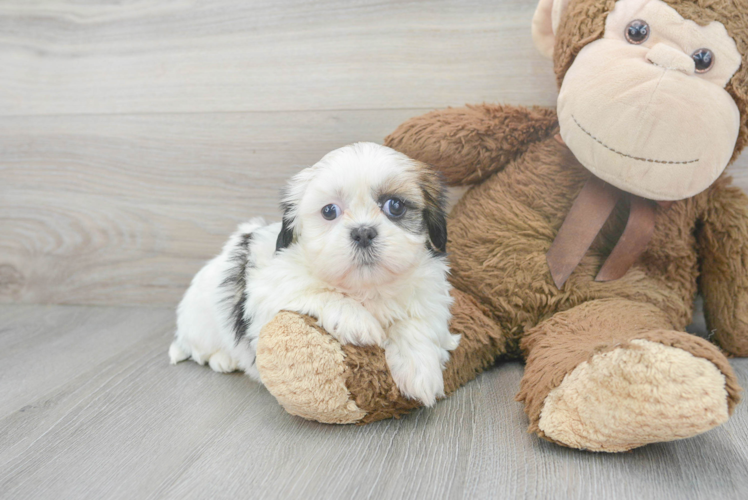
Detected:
left=697, top=179, right=748, bottom=357
left=384, top=104, right=558, bottom=186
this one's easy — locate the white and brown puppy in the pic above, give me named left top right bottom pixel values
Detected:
left=169, top=142, right=459, bottom=405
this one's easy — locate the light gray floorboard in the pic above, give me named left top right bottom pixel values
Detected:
left=1, top=304, right=746, bottom=500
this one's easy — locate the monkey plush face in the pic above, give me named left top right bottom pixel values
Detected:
left=534, top=0, right=745, bottom=201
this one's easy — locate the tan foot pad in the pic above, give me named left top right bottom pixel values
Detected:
left=256, top=311, right=366, bottom=424
left=538, top=339, right=729, bottom=452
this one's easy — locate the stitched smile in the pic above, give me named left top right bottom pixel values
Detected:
left=572, top=115, right=699, bottom=165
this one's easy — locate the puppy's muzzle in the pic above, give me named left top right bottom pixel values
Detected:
left=351, top=226, right=377, bottom=249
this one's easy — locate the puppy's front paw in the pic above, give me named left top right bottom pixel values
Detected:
left=385, top=343, right=446, bottom=407
left=317, top=303, right=386, bottom=347
left=169, top=340, right=190, bottom=365
left=208, top=350, right=239, bottom=373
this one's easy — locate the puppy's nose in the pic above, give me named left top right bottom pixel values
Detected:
left=351, top=226, right=378, bottom=248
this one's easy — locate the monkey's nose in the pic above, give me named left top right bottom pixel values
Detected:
left=351, top=226, right=378, bottom=248
left=645, top=43, right=695, bottom=74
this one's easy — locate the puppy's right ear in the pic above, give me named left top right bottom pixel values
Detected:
left=275, top=167, right=315, bottom=252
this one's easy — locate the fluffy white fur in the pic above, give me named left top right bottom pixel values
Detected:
left=170, top=142, right=459, bottom=406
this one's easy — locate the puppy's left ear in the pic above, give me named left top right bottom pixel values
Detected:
left=418, top=163, right=448, bottom=255
left=276, top=167, right=315, bottom=252
left=275, top=203, right=295, bottom=251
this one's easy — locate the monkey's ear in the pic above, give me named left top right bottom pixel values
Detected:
left=532, top=0, right=570, bottom=59
left=275, top=167, right=315, bottom=252
left=418, top=163, right=449, bottom=255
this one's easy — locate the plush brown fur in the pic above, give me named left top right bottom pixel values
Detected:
left=325, top=96, right=748, bottom=430
left=343, top=289, right=508, bottom=423
left=343, top=109, right=747, bottom=428
left=255, top=0, right=748, bottom=451
left=697, top=179, right=748, bottom=357
left=386, top=104, right=559, bottom=186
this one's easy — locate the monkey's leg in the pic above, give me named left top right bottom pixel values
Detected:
left=517, top=299, right=741, bottom=452
left=255, top=289, right=507, bottom=424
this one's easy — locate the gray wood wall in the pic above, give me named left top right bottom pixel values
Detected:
left=2, top=0, right=747, bottom=306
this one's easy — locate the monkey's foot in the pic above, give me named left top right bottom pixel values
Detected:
left=537, top=338, right=733, bottom=452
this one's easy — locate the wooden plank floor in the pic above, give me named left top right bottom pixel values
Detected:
left=1, top=303, right=747, bottom=500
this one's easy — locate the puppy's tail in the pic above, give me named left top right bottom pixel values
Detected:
left=168, top=339, right=191, bottom=365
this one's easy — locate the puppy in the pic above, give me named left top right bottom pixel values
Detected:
left=169, top=142, right=459, bottom=405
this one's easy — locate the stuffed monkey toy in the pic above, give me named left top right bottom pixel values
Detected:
left=255, top=0, right=748, bottom=452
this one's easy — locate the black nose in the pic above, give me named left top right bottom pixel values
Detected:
left=351, top=226, right=378, bottom=248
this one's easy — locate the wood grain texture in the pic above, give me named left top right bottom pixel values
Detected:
left=1, top=0, right=747, bottom=306
left=0, top=0, right=557, bottom=116
left=0, top=0, right=555, bottom=306
left=0, top=109, right=429, bottom=305
left=0, top=304, right=746, bottom=500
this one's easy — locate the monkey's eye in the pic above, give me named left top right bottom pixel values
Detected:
left=692, top=48, right=715, bottom=73
left=321, top=204, right=341, bottom=220
left=382, top=198, right=407, bottom=218
left=625, top=20, right=650, bottom=44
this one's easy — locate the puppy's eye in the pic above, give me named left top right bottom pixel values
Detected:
left=382, top=198, right=406, bottom=218
left=625, top=20, right=649, bottom=44
left=692, top=48, right=714, bottom=73
left=321, top=204, right=341, bottom=220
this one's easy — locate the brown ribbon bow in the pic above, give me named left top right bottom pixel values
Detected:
left=546, top=175, right=670, bottom=289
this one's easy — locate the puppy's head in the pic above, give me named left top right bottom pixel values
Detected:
left=276, top=142, right=447, bottom=289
